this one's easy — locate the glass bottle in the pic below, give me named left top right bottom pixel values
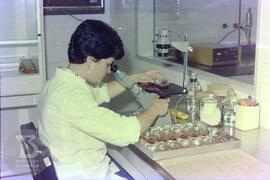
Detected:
left=222, top=89, right=238, bottom=127
left=186, top=71, right=202, bottom=122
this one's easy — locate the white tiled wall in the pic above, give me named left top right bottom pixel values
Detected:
left=155, top=0, right=258, bottom=44
left=136, top=0, right=258, bottom=58
left=137, top=0, right=154, bottom=57
left=255, top=0, right=270, bottom=129
left=44, top=0, right=111, bottom=79
left=110, top=0, right=135, bottom=66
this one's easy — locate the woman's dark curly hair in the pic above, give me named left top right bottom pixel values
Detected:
left=68, top=19, right=124, bottom=64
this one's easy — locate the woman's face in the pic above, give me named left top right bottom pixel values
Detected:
left=88, top=57, right=114, bottom=84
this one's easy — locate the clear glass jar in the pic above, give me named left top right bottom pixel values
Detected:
left=200, top=94, right=221, bottom=126
left=170, top=95, right=189, bottom=124
left=186, top=98, right=200, bottom=122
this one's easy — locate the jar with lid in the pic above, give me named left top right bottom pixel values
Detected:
left=200, top=94, right=221, bottom=126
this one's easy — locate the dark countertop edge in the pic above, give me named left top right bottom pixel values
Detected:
left=128, top=145, right=175, bottom=180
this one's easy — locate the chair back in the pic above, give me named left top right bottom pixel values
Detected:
left=20, top=122, right=58, bottom=180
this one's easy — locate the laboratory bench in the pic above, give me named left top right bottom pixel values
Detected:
left=108, top=127, right=270, bottom=179
left=166, top=43, right=256, bottom=77
left=189, top=62, right=254, bottom=77
left=165, top=55, right=255, bottom=77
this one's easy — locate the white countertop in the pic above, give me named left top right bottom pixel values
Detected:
left=108, top=127, right=270, bottom=179
left=157, top=128, right=270, bottom=179
left=156, top=128, right=270, bottom=179
left=235, top=128, right=270, bottom=165
left=157, top=149, right=270, bottom=179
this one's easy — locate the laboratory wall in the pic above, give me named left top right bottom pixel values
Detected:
left=155, top=0, right=258, bottom=43
left=109, top=0, right=270, bottom=130
left=255, top=0, right=270, bottom=129
left=138, top=0, right=258, bottom=57
left=44, top=0, right=111, bottom=79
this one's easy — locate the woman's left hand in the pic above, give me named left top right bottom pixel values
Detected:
left=131, top=69, right=165, bottom=83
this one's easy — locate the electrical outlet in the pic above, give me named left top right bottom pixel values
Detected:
left=222, top=23, right=228, bottom=29
left=233, top=23, right=240, bottom=29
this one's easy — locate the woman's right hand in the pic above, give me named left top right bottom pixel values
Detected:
left=151, top=97, right=170, bottom=117
left=137, top=96, right=170, bottom=134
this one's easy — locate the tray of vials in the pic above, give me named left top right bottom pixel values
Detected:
left=135, top=121, right=240, bottom=161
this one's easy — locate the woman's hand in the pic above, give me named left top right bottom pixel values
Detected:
left=151, top=97, right=170, bottom=117
left=131, top=69, right=165, bottom=83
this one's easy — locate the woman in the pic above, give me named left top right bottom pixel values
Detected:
left=38, top=19, right=169, bottom=180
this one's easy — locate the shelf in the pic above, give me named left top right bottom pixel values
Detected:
left=0, top=40, right=39, bottom=46
left=0, top=55, right=43, bottom=97
left=0, top=94, right=38, bottom=109
left=0, top=71, right=39, bottom=78
left=0, top=74, right=44, bottom=97
left=0, top=56, right=39, bottom=78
